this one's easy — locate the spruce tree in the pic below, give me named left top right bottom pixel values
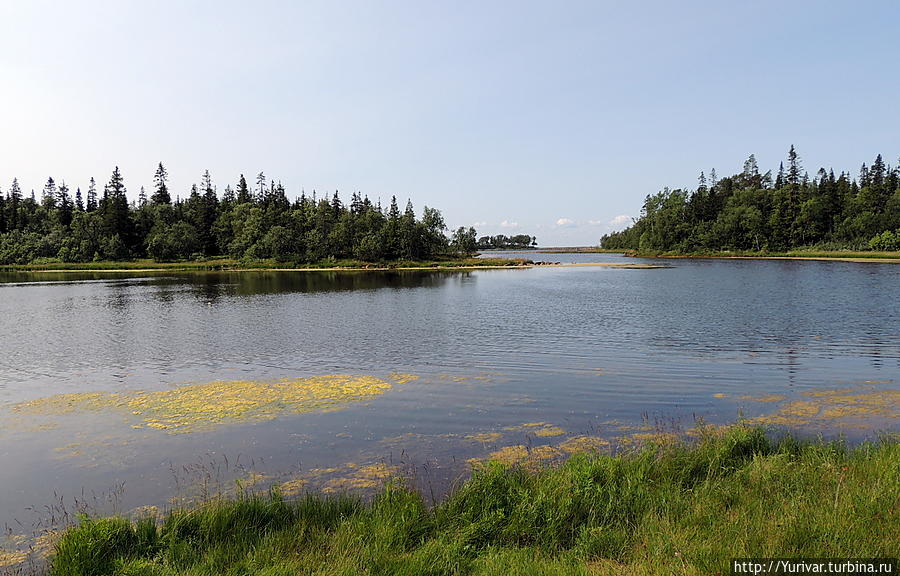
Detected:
left=86, top=178, right=98, bottom=212
left=152, top=162, right=171, bottom=205
left=236, top=174, right=251, bottom=204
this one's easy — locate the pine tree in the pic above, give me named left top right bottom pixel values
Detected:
left=200, top=170, right=219, bottom=254
left=57, top=181, right=73, bottom=227
left=236, top=174, right=251, bottom=204
left=8, top=178, right=22, bottom=230
left=102, top=166, right=132, bottom=248
left=256, top=172, right=267, bottom=203
left=42, top=177, right=58, bottom=210
left=86, top=178, right=98, bottom=212
left=75, top=187, right=84, bottom=212
left=151, top=162, right=171, bottom=205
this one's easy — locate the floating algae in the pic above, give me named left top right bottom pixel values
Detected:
left=9, top=374, right=402, bottom=434
left=748, top=386, right=900, bottom=429
left=465, top=432, right=504, bottom=443
left=277, top=462, right=401, bottom=496
left=533, top=426, right=566, bottom=438
left=323, top=463, right=400, bottom=493
left=0, top=549, right=28, bottom=568
left=739, top=393, right=787, bottom=403
left=503, top=422, right=566, bottom=437
left=469, top=444, right=562, bottom=468
left=558, top=435, right=610, bottom=454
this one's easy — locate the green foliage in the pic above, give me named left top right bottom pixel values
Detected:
left=49, top=429, right=899, bottom=576
left=476, top=234, right=536, bottom=250
left=451, top=226, right=477, bottom=255
left=147, top=222, right=200, bottom=262
left=1, top=167, right=466, bottom=265
left=868, top=229, right=900, bottom=251
left=602, top=148, right=899, bottom=252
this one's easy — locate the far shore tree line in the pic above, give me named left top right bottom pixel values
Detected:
left=601, top=147, right=900, bottom=252
left=476, top=234, right=537, bottom=250
left=0, top=165, right=535, bottom=264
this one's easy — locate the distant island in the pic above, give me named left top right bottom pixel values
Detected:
left=476, top=234, right=537, bottom=250
left=0, top=165, right=537, bottom=267
left=602, top=147, right=899, bottom=254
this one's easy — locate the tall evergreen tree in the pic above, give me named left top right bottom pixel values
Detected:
left=86, top=178, right=98, bottom=212
left=42, top=177, right=58, bottom=211
left=101, top=166, right=132, bottom=248
left=236, top=174, right=252, bottom=204
left=151, top=162, right=171, bottom=205
left=57, top=182, right=74, bottom=227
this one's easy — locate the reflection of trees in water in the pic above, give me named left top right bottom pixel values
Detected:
left=196, top=270, right=472, bottom=298
left=0, top=270, right=473, bottom=303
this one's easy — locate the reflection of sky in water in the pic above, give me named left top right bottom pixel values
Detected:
left=0, top=259, right=898, bottom=539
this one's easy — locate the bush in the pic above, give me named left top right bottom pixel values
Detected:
left=868, top=229, right=899, bottom=251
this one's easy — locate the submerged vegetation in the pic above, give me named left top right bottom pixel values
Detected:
left=0, top=165, right=526, bottom=266
left=42, top=426, right=898, bottom=576
left=8, top=374, right=409, bottom=434
left=602, top=147, right=899, bottom=253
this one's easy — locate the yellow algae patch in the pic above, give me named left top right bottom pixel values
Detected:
left=466, top=432, right=504, bottom=443
left=9, top=374, right=395, bottom=434
left=13, top=392, right=123, bottom=415
left=739, top=393, right=787, bottom=403
left=388, top=372, right=419, bottom=385
left=470, top=444, right=562, bottom=468
left=279, top=467, right=341, bottom=496
left=559, top=435, right=610, bottom=454
left=323, top=463, right=399, bottom=493
left=504, top=422, right=566, bottom=437
left=748, top=387, right=899, bottom=429
left=621, top=432, right=680, bottom=446
left=480, top=445, right=529, bottom=466
left=533, top=426, right=566, bottom=438
left=0, top=549, right=28, bottom=568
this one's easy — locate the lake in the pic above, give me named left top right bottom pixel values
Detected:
left=0, top=253, right=898, bottom=543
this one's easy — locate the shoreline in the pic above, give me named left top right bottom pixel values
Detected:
left=627, top=251, right=900, bottom=263
left=31, top=426, right=899, bottom=575
left=0, top=259, right=670, bottom=274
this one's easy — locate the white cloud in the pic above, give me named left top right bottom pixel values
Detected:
left=499, top=220, right=519, bottom=229
left=555, top=218, right=576, bottom=228
left=472, top=221, right=488, bottom=227
left=607, top=215, right=632, bottom=230
left=587, top=219, right=603, bottom=226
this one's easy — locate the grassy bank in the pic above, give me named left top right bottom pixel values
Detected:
left=48, top=426, right=898, bottom=576
left=0, top=257, right=530, bottom=273
left=626, top=249, right=900, bottom=262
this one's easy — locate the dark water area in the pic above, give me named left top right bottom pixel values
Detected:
left=0, top=254, right=898, bottom=542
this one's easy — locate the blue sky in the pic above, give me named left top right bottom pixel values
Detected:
left=1, top=1, right=897, bottom=245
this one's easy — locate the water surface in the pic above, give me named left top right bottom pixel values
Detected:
left=0, top=255, right=897, bottom=542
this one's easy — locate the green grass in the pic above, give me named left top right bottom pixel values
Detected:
left=0, top=256, right=531, bottom=273
left=48, top=427, right=899, bottom=575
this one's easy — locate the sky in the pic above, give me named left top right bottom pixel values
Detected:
left=1, top=1, right=898, bottom=246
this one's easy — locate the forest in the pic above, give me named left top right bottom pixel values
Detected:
left=601, top=147, right=900, bottom=252
left=0, top=165, right=487, bottom=264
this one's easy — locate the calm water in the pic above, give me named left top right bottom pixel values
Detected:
left=0, top=254, right=898, bottom=535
